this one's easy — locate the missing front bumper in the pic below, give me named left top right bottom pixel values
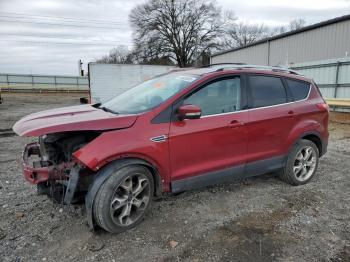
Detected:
left=22, top=142, right=67, bottom=184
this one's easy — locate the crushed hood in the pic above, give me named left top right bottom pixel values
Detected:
left=13, top=104, right=138, bottom=137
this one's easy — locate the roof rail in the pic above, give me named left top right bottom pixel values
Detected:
left=210, top=64, right=302, bottom=75
left=200, top=63, right=246, bottom=68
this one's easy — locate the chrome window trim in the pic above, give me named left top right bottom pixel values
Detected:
left=200, top=110, right=245, bottom=118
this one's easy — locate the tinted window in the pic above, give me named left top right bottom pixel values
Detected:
left=249, top=75, right=287, bottom=108
left=286, top=79, right=310, bottom=101
left=184, top=77, right=241, bottom=116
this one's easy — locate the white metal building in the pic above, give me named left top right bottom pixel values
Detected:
left=211, top=15, right=350, bottom=66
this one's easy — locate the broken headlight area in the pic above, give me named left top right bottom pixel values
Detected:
left=22, top=132, right=100, bottom=204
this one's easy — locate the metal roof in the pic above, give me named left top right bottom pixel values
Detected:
left=212, top=14, right=350, bottom=57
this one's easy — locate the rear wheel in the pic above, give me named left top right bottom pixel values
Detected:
left=279, top=139, right=319, bottom=185
left=93, top=164, right=154, bottom=233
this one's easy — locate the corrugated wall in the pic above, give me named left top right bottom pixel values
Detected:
left=291, top=57, right=350, bottom=99
left=270, top=20, right=350, bottom=65
left=211, top=43, right=268, bottom=65
left=211, top=19, right=350, bottom=66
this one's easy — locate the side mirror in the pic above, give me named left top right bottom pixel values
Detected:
left=177, top=104, right=201, bottom=120
left=80, top=97, right=89, bottom=104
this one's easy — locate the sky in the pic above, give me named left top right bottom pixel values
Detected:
left=0, top=0, right=349, bottom=75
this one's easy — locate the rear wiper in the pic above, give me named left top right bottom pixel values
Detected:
left=99, top=106, right=119, bottom=115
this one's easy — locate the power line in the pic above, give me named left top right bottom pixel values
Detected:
left=0, top=19, right=128, bottom=29
left=0, top=11, right=128, bottom=25
left=0, top=33, right=124, bottom=42
left=0, top=14, right=127, bottom=26
left=0, top=39, right=128, bottom=46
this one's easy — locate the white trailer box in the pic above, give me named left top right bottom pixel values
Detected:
left=88, top=63, right=176, bottom=103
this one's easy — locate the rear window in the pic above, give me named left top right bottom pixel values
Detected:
left=286, top=79, right=310, bottom=101
left=249, top=75, right=287, bottom=108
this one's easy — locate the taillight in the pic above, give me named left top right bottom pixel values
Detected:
left=316, top=102, right=329, bottom=111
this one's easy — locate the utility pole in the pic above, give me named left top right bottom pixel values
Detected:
left=78, top=59, right=84, bottom=76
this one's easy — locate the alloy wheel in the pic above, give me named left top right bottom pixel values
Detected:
left=293, top=146, right=317, bottom=182
left=109, top=173, right=150, bottom=226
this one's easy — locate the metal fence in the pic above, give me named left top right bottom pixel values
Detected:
left=0, top=73, right=89, bottom=92
left=290, top=57, right=350, bottom=99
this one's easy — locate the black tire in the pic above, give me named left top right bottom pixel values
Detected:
left=279, top=139, right=319, bottom=186
left=93, top=164, right=154, bottom=233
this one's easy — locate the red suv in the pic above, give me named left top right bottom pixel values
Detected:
left=13, top=65, right=329, bottom=233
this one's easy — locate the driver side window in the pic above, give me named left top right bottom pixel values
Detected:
left=184, top=77, right=241, bottom=116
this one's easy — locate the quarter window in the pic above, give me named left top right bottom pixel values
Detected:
left=249, top=75, right=287, bottom=108
left=184, top=77, right=241, bottom=116
left=286, top=79, right=310, bottom=101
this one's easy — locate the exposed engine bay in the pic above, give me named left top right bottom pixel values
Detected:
left=27, top=131, right=100, bottom=204
left=39, top=132, right=98, bottom=165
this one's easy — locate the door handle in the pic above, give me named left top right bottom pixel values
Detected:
left=228, top=120, right=243, bottom=128
left=287, top=110, right=295, bottom=116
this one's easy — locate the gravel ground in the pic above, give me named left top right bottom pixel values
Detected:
left=0, top=93, right=349, bottom=262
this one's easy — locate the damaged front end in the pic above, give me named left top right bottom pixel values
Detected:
left=22, top=132, right=99, bottom=204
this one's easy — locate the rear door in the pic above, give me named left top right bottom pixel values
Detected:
left=245, top=74, right=296, bottom=165
left=169, top=75, right=248, bottom=184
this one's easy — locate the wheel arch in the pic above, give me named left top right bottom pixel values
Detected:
left=290, top=131, right=325, bottom=156
left=85, top=157, right=162, bottom=230
left=301, top=133, right=322, bottom=156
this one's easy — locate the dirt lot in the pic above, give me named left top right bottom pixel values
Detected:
left=0, top=93, right=349, bottom=262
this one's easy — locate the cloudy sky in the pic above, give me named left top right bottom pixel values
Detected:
left=0, top=0, right=349, bottom=75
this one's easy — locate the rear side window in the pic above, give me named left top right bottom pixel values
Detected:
left=286, top=79, right=310, bottom=101
left=248, top=75, right=287, bottom=108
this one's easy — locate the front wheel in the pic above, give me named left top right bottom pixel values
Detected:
left=93, top=164, right=154, bottom=233
left=279, top=139, right=319, bottom=186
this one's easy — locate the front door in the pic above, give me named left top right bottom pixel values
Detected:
left=169, top=76, right=248, bottom=189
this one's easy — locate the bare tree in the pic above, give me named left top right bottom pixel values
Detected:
left=129, top=0, right=225, bottom=67
left=95, top=45, right=134, bottom=64
left=224, top=21, right=270, bottom=48
left=289, top=18, right=306, bottom=30
left=277, top=18, right=306, bottom=34
left=223, top=17, right=307, bottom=49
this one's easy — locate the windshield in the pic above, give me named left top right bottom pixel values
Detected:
left=101, top=73, right=198, bottom=114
